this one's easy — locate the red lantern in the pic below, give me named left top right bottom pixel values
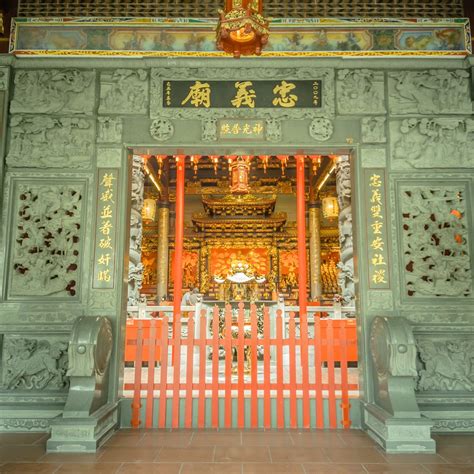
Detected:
left=216, top=0, right=270, bottom=58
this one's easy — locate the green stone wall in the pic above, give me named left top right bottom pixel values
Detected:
left=0, top=54, right=473, bottom=448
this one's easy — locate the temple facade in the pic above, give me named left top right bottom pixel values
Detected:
left=0, top=1, right=473, bottom=455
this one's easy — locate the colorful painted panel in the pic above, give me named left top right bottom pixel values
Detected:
left=209, top=248, right=269, bottom=278
left=10, top=18, right=471, bottom=57
left=169, top=250, right=199, bottom=289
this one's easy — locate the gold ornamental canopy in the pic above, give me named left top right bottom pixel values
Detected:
left=216, top=0, right=270, bottom=58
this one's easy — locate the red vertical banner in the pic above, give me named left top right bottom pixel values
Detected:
left=296, top=154, right=310, bottom=427
left=158, top=315, right=169, bottom=428
left=171, top=154, right=185, bottom=428
left=131, top=320, right=144, bottom=429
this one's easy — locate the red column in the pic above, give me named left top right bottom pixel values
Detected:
left=173, top=155, right=185, bottom=319
left=295, top=154, right=307, bottom=319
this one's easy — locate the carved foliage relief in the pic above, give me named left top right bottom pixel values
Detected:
left=400, top=185, right=471, bottom=298
left=10, top=182, right=84, bottom=298
left=7, top=115, right=94, bottom=168
left=2, top=336, right=69, bottom=391
left=391, top=118, right=474, bottom=169
left=337, top=69, right=385, bottom=114
left=417, top=338, right=474, bottom=391
left=99, top=69, right=148, bottom=115
left=389, top=69, right=471, bottom=115
left=10, top=69, right=95, bottom=115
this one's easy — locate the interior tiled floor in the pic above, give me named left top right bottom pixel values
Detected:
left=0, top=429, right=473, bottom=473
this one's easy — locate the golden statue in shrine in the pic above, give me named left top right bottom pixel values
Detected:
left=213, top=261, right=266, bottom=303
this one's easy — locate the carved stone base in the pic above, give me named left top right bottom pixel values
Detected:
left=47, top=402, right=118, bottom=453
left=421, top=408, right=474, bottom=433
left=0, top=405, right=63, bottom=432
left=363, top=402, right=435, bottom=453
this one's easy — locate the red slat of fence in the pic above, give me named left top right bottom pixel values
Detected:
left=275, top=310, right=284, bottom=429
left=263, top=306, right=271, bottom=429
left=237, top=302, right=245, bottom=429
left=158, top=315, right=169, bottom=428
left=184, top=314, right=195, bottom=428
left=288, top=312, right=297, bottom=429
left=299, top=309, right=310, bottom=429
left=339, top=321, right=351, bottom=429
left=313, top=313, right=324, bottom=429
left=212, top=306, right=220, bottom=428
left=145, top=319, right=157, bottom=428
left=172, top=312, right=183, bottom=428
left=224, top=305, right=233, bottom=428
left=250, top=304, right=258, bottom=428
left=198, top=310, right=207, bottom=428
left=326, top=318, right=337, bottom=429
left=131, top=319, right=144, bottom=429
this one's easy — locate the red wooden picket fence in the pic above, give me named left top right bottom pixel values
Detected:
left=124, top=303, right=358, bottom=430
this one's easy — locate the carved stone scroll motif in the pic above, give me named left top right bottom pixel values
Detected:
left=97, top=117, right=123, bottom=143
left=417, top=338, right=474, bottom=391
left=391, top=118, right=474, bottom=169
left=362, top=117, right=386, bottom=143
left=335, top=156, right=355, bottom=305
left=389, top=70, right=471, bottom=115
left=99, top=69, right=148, bottom=115
left=10, top=69, right=95, bottom=115
left=7, top=115, right=94, bottom=169
left=128, top=156, right=145, bottom=306
left=2, top=337, right=69, bottom=390
left=309, top=118, right=333, bottom=141
left=10, top=183, right=83, bottom=298
left=400, top=185, right=471, bottom=298
left=337, top=69, right=385, bottom=114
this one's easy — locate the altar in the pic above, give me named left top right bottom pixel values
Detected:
left=213, top=261, right=266, bottom=303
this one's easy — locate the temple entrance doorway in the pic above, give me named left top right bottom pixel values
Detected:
left=123, top=152, right=358, bottom=429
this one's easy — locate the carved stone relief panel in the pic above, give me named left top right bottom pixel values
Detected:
left=7, top=115, right=94, bottom=169
left=309, top=118, right=333, bottom=141
left=367, top=290, right=394, bottom=311
left=362, top=117, right=386, bottom=143
left=150, top=118, right=174, bottom=141
left=2, top=336, right=69, bottom=391
left=9, top=181, right=85, bottom=298
left=336, top=69, right=385, bottom=115
left=99, top=69, right=149, bottom=115
left=390, top=118, right=474, bottom=169
left=10, top=69, right=95, bottom=115
left=388, top=70, right=471, bottom=115
left=416, top=337, right=474, bottom=392
left=150, top=67, right=336, bottom=120
left=0, top=67, right=9, bottom=90
left=97, top=117, right=123, bottom=143
left=399, top=184, right=471, bottom=298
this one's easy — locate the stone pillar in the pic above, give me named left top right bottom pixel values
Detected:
left=127, top=155, right=145, bottom=306
left=335, top=155, right=355, bottom=306
left=308, top=202, right=322, bottom=301
left=156, top=201, right=170, bottom=301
